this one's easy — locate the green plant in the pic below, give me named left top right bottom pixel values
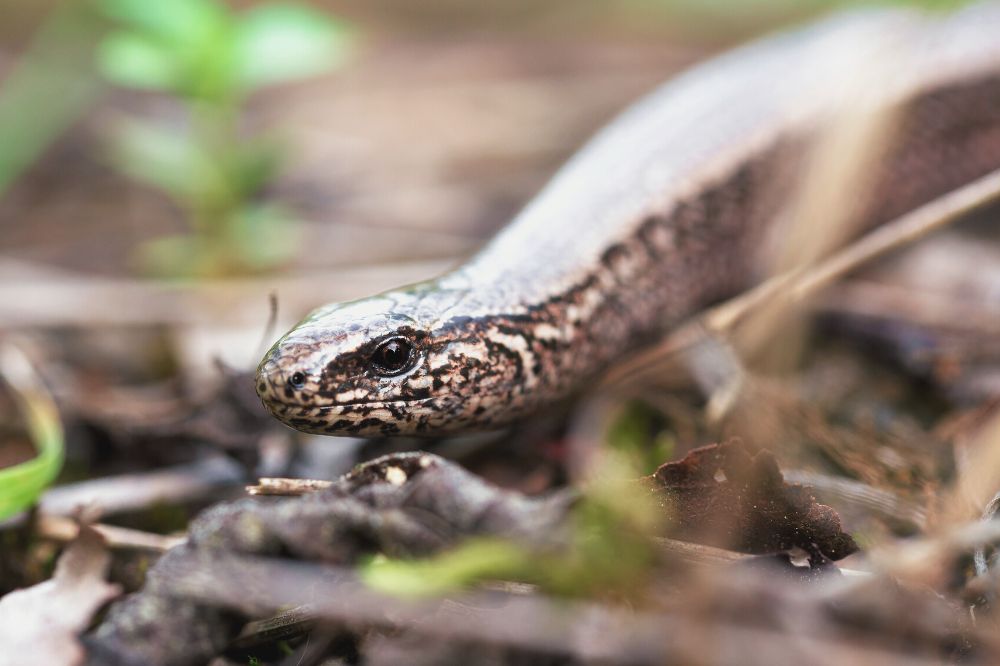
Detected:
left=95, top=0, right=353, bottom=278
left=362, top=443, right=662, bottom=599
left=0, top=4, right=104, bottom=198
left=0, top=347, right=65, bottom=521
left=606, top=400, right=675, bottom=476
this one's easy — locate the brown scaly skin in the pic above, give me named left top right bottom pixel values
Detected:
left=258, top=4, right=1000, bottom=437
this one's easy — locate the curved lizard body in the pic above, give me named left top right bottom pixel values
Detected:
left=257, top=4, right=1000, bottom=437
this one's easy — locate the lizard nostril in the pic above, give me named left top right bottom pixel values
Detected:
left=255, top=358, right=284, bottom=400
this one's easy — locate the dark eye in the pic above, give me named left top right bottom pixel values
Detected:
left=288, top=372, right=306, bottom=389
left=370, top=337, right=415, bottom=376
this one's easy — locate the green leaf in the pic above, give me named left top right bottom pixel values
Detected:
left=108, top=120, right=222, bottom=201
left=135, top=206, right=298, bottom=278
left=0, top=2, right=103, bottom=197
left=362, top=540, right=533, bottom=598
left=605, top=401, right=674, bottom=476
left=96, top=0, right=230, bottom=45
left=233, top=4, right=353, bottom=91
left=96, top=0, right=237, bottom=99
left=230, top=139, right=285, bottom=198
left=0, top=347, right=65, bottom=520
left=231, top=204, right=300, bottom=269
left=134, top=234, right=209, bottom=278
left=97, top=32, right=180, bottom=91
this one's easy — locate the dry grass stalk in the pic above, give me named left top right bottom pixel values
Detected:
left=604, top=165, right=1000, bottom=391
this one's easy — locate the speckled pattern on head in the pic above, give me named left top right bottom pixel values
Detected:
left=258, top=4, right=1000, bottom=437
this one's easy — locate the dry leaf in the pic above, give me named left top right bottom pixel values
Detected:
left=648, top=439, right=858, bottom=561
left=0, top=525, right=121, bottom=666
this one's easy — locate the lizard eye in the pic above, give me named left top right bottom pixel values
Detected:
left=369, top=337, right=415, bottom=376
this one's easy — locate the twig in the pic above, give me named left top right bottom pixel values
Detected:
left=246, top=478, right=333, bottom=496
left=36, top=456, right=244, bottom=518
left=0, top=258, right=451, bottom=329
left=252, top=291, right=281, bottom=366
left=714, top=166, right=1000, bottom=333
left=162, top=552, right=944, bottom=666
left=36, top=514, right=185, bottom=552
left=654, top=537, right=750, bottom=567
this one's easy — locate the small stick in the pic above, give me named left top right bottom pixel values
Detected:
left=36, top=514, right=185, bottom=552
left=163, top=552, right=934, bottom=666
left=251, top=291, right=281, bottom=367
left=709, top=166, right=1000, bottom=334
left=246, top=478, right=333, bottom=496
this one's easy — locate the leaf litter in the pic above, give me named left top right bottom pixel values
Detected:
left=0, top=525, right=120, bottom=666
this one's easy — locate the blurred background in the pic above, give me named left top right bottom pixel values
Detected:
left=0, top=0, right=839, bottom=358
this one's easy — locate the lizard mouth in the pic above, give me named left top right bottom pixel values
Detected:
left=264, top=395, right=437, bottom=410
left=260, top=396, right=443, bottom=436
left=260, top=395, right=439, bottom=421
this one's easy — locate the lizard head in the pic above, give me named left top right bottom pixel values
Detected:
left=255, top=285, right=522, bottom=437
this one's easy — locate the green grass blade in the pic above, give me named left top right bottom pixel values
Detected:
left=0, top=347, right=65, bottom=521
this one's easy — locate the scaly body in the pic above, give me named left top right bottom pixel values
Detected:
left=257, top=4, right=1000, bottom=436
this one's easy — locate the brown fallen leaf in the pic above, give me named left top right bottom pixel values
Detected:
left=0, top=524, right=121, bottom=666
left=648, top=439, right=858, bottom=562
